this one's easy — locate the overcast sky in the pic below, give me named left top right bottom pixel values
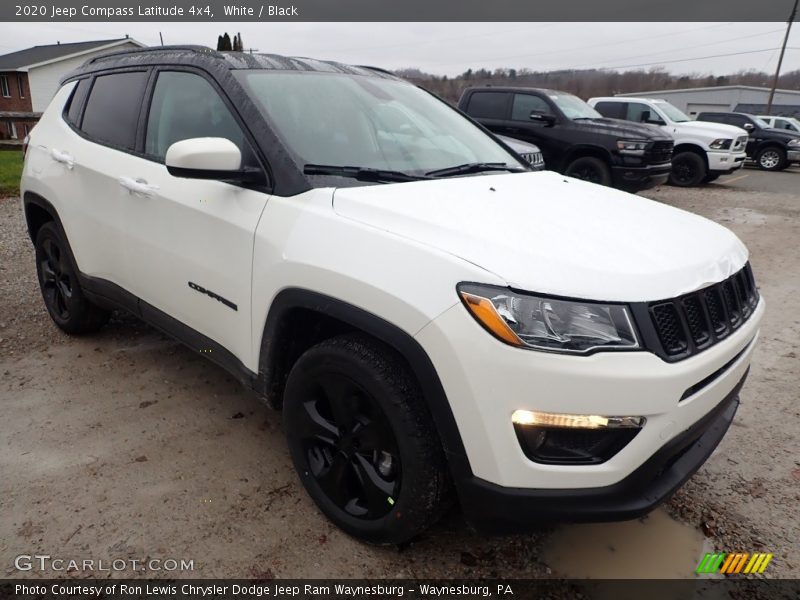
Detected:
left=0, top=22, right=797, bottom=77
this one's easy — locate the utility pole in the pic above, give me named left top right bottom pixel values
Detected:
left=159, top=32, right=164, bottom=46
left=766, top=0, right=798, bottom=115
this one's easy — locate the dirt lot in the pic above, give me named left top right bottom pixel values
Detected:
left=1, top=168, right=798, bottom=579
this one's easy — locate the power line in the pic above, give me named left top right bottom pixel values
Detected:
left=591, top=47, right=799, bottom=71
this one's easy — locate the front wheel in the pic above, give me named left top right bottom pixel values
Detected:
left=755, top=146, right=786, bottom=171
left=564, top=156, right=612, bottom=186
left=669, top=151, right=706, bottom=187
left=283, top=334, right=451, bottom=544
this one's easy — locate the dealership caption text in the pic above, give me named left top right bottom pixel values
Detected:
left=16, top=584, right=511, bottom=598
left=14, top=4, right=299, bottom=18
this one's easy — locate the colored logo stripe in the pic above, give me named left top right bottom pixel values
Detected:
left=697, top=552, right=773, bottom=574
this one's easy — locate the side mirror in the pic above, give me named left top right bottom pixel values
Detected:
left=529, top=111, right=556, bottom=126
left=165, top=137, right=263, bottom=182
left=640, top=110, right=651, bottom=123
left=743, top=123, right=755, bottom=132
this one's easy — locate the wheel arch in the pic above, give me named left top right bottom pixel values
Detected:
left=257, top=288, right=471, bottom=480
left=23, top=192, right=61, bottom=243
left=559, top=145, right=612, bottom=172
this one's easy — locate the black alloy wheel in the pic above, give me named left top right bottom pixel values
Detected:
left=564, top=156, right=612, bottom=186
left=669, top=151, right=706, bottom=187
left=283, top=334, right=451, bottom=544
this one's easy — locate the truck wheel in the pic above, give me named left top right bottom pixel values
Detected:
left=564, top=157, right=611, bottom=186
left=35, top=222, right=110, bottom=334
left=755, top=146, right=786, bottom=171
left=283, top=334, right=451, bottom=544
left=669, top=151, right=706, bottom=187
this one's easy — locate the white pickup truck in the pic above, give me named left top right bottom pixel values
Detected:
left=589, top=97, right=748, bottom=187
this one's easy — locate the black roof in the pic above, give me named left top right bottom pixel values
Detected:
left=0, top=39, right=134, bottom=70
left=64, top=45, right=401, bottom=82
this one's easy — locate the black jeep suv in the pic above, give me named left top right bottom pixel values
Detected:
left=696, top=111, right=800, bottom=171
left=458, top=87, right=674, bottom=191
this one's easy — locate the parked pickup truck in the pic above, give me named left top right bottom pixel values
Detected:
left=696, top=112, right=800, bottom=171
left=589, top=97, right=748, bottom=187
left=459, top=87, right=673, bottom=192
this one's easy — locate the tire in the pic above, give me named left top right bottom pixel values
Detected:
left=702, top=173, right=721, bottom=183
left=564, top=156, right=612, bottom=186
left=34, top=222, right=109, bottom=334
left=669, top=151, right=706, bottom=187
left=283, top=333, right=451, bottom=544
left=755, top=146, right=786, bottom=171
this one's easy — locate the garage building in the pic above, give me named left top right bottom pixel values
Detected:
left=616, top=85, right=800, bottom=118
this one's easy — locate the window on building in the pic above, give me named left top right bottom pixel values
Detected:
left=6, top=121, right=17, bottom=139
left=0, top=76, right=10, bottom=98
left=17, top=75, right=25, bottom=98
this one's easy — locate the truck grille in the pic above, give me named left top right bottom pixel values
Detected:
left=647, top=140, right=674, bottom=163
left=644, top=263, right=758, bottom=361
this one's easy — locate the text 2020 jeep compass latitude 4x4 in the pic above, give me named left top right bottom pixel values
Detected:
left=21, top=47, right=764, bottom=543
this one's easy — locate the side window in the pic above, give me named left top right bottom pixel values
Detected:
left=145, top=71, right=248, bottom=162
left=80, top=71, right=148, bottom=150
left=728, top=115, right=749, bottom=129
left=511, top=94, right=551, bottom=121
left=626, top=102, right=662, bottom=124
left=65, top=78, right=91, bottom=127
left=594, top=101, right=625, bottom=119
left=466, top=92, right=509, bottom=120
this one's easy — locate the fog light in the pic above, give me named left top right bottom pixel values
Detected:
left=512, top=410, right=645, bottom=465
left=511, top=410, right=644, bottom=429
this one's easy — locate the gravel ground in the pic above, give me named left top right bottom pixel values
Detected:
left=1, top=171, right=798, bottom=580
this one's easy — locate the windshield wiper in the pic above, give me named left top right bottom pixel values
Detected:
left=425, top=162, right=526, bottom=178
left=303, top=164, right=428, bottom=183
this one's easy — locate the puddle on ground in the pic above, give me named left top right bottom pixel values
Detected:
left=543, top=509, right=708, bottom=579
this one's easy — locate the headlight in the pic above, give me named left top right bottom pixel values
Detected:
left=709, top=138, right=733, bottom=150
left=458, top=283, right=640, bottom=354
left=616, top=139, right=648, bottom=155
left=788, top=139, right=800, bottom=147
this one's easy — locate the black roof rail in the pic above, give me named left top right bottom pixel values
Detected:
left=87, top=45, right=223, bottom=64
left=356, top=65, right=397, bottom=77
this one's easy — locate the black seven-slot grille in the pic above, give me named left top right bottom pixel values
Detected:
left=631, top=263, right=758, bottom=362
left=647, top=140, right=674, bottom=163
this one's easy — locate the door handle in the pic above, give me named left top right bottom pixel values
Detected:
left=50, top=148, right=74, bottom=169
left=119, top=176, right=159, bottom=197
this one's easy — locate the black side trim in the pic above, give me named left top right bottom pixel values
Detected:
left=78, top=274, right=257, bottom=391
left=258, top=288, right=472, bottom=481
left=458, top=369, right=748, bottom=533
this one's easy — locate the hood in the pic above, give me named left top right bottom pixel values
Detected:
left=764, top=127, right=800, bottom=141
left=673, top=120, right=747, bottom=138
left=571, top=118, right=672, bottom=141
left=333, top=171, right=748, bottom=302
left=497, top=135, right=541, bottom=153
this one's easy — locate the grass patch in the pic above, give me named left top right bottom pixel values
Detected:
left=0, top=150, right=24, bottom=197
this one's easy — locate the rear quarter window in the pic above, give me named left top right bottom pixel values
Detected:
left=466, top=92, right=510, bottom=120
left=80, top=71, right=148, bottom=151
left=64, top=78, right=91, bottom=127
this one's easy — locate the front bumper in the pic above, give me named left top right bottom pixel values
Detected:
left=610, top=161, right=672, bottom=190
left=458, top=373, right=744, bottom=532
left=708, top=150, right=747, bottom=174
left=415, top=296, right=763, bottom=527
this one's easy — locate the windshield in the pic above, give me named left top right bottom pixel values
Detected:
left=655, top=101, right=690, bottom=123
left=234, top=71, right=523, bottom=176
left=547, top=93, right=602, bottom=120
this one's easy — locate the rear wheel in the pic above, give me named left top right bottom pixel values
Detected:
left=755, top=146, right=786, bottom=171
left=35, top=222, right=109, bottom=334
left=564, top=156, right=611, bottom=186
left=669, top=151, right=706, bottom=187
left=283, top=334, right=451, bottom=544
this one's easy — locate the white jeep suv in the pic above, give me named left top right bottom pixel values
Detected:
left=21, top=47, right=764, bottom=543
left=589, top=97, right=748, bottom=187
